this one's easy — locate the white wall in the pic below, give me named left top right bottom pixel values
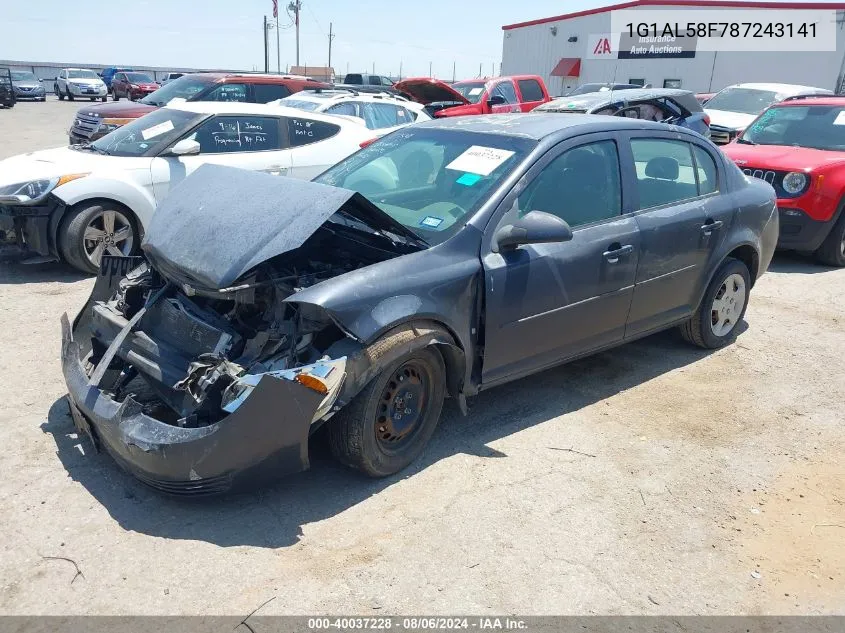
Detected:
left=502, top=5, right=845, bottom=95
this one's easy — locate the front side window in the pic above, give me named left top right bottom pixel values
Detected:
left=518, top=140, right=621, bottom=228
left=189, top=115, right=281, bottom=153
left=206, top=83, right=248, bottom=102
left=89, top=108, right=203, bottom=157
left=493, top=81, right=518, bottom=104
left=315, top=129, right=534, bottom=245
left=114, top=73, right=125, bottom=82
left=742, top=105, right=845, bottom=151
left=253, top=83, right=292, bottom=103
left=631, top=139, right=699, bottom=209
left=287, top=117, right=340, bottom=146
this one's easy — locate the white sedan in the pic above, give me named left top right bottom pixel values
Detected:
left=0, top=102, right=374, bottom=272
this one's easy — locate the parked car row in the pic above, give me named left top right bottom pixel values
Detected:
left=6, top=64, right=843, bottom=495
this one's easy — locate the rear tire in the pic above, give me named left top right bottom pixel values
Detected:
left=112, top=90, right=119, bottom=101
left=814, top=211, right=845, bottom=267
left=328, top=335, right=446, bottom=478
left=59, top=203, right=138, bottom=274
left=680, top=257, right=751, bottom=349
left=56, top=86, right=63, bottom=101
left=67, top=89, right=74, bottom=101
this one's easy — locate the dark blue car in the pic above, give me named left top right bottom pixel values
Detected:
left=62, top=114, right=775, bottom=493
left=534, top=88, right=711, bottom=139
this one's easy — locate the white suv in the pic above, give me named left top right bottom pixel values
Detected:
left=272, top=88, right=431, bottom=135
left=55, top=68, right=108, bottom=102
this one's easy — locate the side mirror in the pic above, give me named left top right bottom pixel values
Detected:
left=487, top=94, right=506, bottom=107
left=494, top=211, right=573, bottom=251
left=168, top=138, right=201, bottom=156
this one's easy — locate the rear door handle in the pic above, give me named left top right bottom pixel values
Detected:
left=701, top=219, right=723, bottom=235
left=603, top=244, right=633, bottom=263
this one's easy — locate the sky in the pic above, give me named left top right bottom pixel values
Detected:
left=5, top=0, right=844, bottom=80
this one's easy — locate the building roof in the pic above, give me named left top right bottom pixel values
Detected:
left=502, top=0, right=845, bottom=30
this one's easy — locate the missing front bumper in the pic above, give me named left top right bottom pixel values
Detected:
left=61, top=314, right=328, bottom=495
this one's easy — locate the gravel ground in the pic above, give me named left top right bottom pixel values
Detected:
left=1, top=100, right=843, bottom=616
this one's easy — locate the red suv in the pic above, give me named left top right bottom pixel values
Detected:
left=394, top=75, right=550, bottom=117
left=69, top=73, right=328, bottom=144
left=111, top=71, right=159, bottom=101
left=722, top=96, right=845, bottom=266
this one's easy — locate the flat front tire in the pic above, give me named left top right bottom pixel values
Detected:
left=59, top=203, right=137, bottom=274
left=680, top=257, right=751, bottom=349
left=329, top=341, right=446, bottom=478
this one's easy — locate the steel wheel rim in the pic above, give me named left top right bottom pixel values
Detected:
left=710, top=272, right=746, bottom=337
left=82, top=209, right=134, bottom=267
left=374, top=359, right=432, bottom=454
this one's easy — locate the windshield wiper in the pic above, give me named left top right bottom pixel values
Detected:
left=75, top=142, right=110, bottom=155
left=736, top=137, right=756, bottom=145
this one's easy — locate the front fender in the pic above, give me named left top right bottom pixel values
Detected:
left=54, top=175, right=156, bottom=229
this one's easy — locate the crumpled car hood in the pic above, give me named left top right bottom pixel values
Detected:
left=142, top=164, right=423, bottom=290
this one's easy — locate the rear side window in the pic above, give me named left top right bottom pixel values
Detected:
left=692, top=145, right=719, bottom=195
left=345, top=74, right=363, bottom=84
left=287, top=117, right=340, bottom=146
left=206, top=83, right=248, bottom=102
left=326, top=102, right=358, bottom=116
left=190, top=115, right=281, bottom=153
left=517, top=79, right=544, bottom=102
left=631, top=139, right=698, bottom=209
left=362, top=103, right=405, bottom=130
left=253, top=83, right=292, bottom=103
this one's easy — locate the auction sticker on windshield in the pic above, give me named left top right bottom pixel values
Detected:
left=141, top=120, right=175, bottom=140
left=446, top=146, right=515, bottom=176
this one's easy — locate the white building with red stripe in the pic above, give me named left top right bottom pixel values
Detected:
left=501, top=0, right=845, bottom=96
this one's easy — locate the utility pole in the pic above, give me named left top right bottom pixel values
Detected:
left=263, top=15, right=269, bottom=73
left=399, top=61, right=402, bottom=80
left=275, top=13, right=281, bottom=73
left=452, top=61, right=456, bottom=82
left=288, top=0, right=301, bottom=66
left=429, top=61, right=432, bottom=77
left=478, top=62, right=482, bottom=77
left=372, top=61, right=375, bottom=74
left=328, top=22, right=335, bottom=74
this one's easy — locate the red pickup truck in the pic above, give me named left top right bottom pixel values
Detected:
left=394, top=75, right=550, bottom=117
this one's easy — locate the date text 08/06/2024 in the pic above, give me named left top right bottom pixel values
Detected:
left=307, top=617, right=528, bottom=630
left=625, top=21, right=818, bottom=38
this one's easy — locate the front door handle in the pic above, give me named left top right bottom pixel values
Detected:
left=265, top=165, right=288, bottom=176
left=603, top=244, right=633, bottom=263
left=700, top=219, right=724, bottom=235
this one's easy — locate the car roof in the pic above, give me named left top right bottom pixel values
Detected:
left=549, top=88, right=692, bottom=107
left=773, top=96, right=845, bottom=107
left=416, top=112, right=692, bottom=140
left=725, top=82, right=831, bottom=95
left=166, top=100, right=366, bottom=124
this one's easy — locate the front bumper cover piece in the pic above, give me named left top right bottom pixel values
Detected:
left=61, top=308, right=346, bottom=495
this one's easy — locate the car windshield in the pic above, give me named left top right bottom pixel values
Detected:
left=276, top=97, right=322, bottom=111
left=742, top=105, right=845, bottom=151
left=139, top=75, right=214, bottom=106
left=87, top=108, right=203, bottom=157
left=314, top=128, right=534, bottom=245
left=705, top=87, right=779, bottom=114
left=11, top=71, right=37, bottom=81
left=452, top=82, right=486, bottom=104
left=126, top=73, right=154, bottom=83
left=68, top=70, right=98, bottom=79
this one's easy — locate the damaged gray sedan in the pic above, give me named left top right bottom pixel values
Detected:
left=61, top=114, right=779, bottom=494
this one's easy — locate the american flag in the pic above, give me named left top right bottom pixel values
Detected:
left=272, top=0, right=278, bottom=18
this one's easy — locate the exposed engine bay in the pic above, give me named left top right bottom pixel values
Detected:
left=84, top=224, right=410, bottom=429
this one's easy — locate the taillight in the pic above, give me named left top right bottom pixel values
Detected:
left=703, top=114, right=711, bottom=126
left=359, top=138, right=378, bottom=148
